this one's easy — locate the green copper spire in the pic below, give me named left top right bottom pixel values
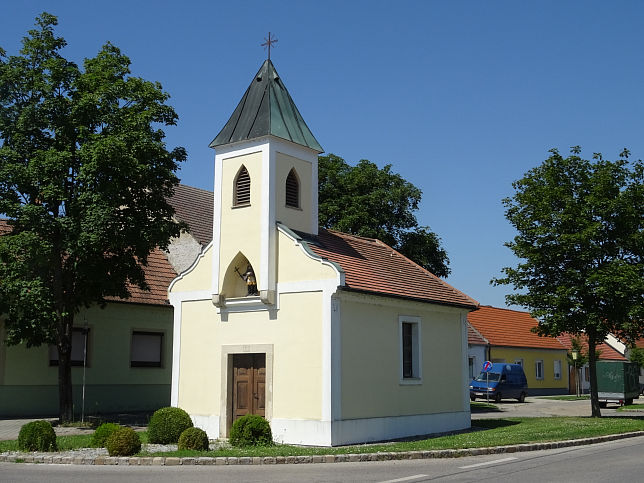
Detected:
left=209, top=60, right=323, bottom=152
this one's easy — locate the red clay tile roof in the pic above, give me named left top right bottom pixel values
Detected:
left=169, top=184, right=214, bottom=246
left=0, top=219, right=11, bottom=235
left=1, top=220, right=175, bottom=306
left=304, top=228, right=478, bottom=309
left=468, top=322, right=488, bottom=345
left=105, top=248, right=177, bottom=306
left=556, top=333, right=626, bottom=361
left=468, top=306, right=566, bottom=350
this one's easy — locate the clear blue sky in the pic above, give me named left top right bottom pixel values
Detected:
left=3, top=1, right=643, bottom=309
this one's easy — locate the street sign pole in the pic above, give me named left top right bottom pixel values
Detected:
left=482, top=361, right=493, bottom=403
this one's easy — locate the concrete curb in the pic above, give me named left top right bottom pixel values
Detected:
left=2, top=431, right=643, bottom=466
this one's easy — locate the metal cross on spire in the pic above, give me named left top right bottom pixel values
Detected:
left=261, top=32, right=278, bottom=60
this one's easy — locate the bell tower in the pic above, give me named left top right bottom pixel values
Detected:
left=209, top=59, right=323, bottom=308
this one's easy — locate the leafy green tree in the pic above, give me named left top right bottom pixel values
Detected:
left=318, top=154, right=450, bottom=277
left=0, top=13, right=186, bottom=421
left=628, top=346, right=644, bottom=369
left=494, top=146, right=643, bottom=417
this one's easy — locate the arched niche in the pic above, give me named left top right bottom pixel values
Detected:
left=222, top=252, right=259, bottom=298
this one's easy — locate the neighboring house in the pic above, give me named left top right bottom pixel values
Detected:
left=467, top=306, right=569, bottom=395
left=557, top=333, right=626, bottom=395
left=0, top=231, right=176, bottom=417
left=0, top=186, right=212, bottom=417
left=467, top=323, right=489, bottom=380
left=169, top=59, right=479, bottom=446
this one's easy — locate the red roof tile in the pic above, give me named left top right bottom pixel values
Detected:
left=556, top=333, right=626, bottom=361
left=169, top=184, right=214, bottom=246
left=0, top=219, right=12, bottom=236
left=1, top=220, right=175, bottom=306
left=305, top=228, right=478, bottom=309
left=113, top=248, right=177, bottom=306
left=468, top=306, right=566, bottom=350
left=468, top=322, right=488, bottom=345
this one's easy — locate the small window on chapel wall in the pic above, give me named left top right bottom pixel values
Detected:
left=285, top=168, right=300, bottom=208
left=234, top=165, right=251, bottom=206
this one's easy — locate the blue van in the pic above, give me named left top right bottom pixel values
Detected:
left=469, top=363, right=528, bottom=403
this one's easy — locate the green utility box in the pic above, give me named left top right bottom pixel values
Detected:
left=596, top=361, right=640, bottom=407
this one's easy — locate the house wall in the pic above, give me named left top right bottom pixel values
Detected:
left=489, top=346, right=568, bottom=395
left=171, top=230, right=340, bottom=444
left=0, top=303, right=172, bottom=417
left=274, top=152, right=314, bottom=233
left=467, top=344, right=488, bottom=380
left=218, top=151, right=264, bottom=291
left=335, top=291, right=471, bottom=443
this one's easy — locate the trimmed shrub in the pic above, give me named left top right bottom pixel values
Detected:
left=17, top=420, right=57, bottom=452
left=91, top=423, right=121, bottom=448
left=147, top=406, right=193, bottom=444
left=229, top=415, right=273, bottom=447
left=106, top=427, right=141, bottom=456
left=178, top=427, right=210, bottom=451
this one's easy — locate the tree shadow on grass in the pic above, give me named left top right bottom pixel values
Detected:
left=471, top=419, right=521, bottom=430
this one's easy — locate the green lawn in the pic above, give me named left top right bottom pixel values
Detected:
left=618, top=404, right=644, bottom=412
left=539, top=395, right=590, bottom=401
left=3, top=417, right=643, bottom=457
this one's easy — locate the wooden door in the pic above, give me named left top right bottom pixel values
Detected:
left=232, top=353, right=266, bottom=422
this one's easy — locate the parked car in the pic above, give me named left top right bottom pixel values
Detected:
left=470, top=363, right=528, bottom=403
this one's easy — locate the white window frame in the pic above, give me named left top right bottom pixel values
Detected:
left=535, top=360, right=544, bottom=380
left=514, top=358, right=524, bottom=367
left=554, top=359, right=562, bottom=380
left=399, top=316, right=422, bottom=385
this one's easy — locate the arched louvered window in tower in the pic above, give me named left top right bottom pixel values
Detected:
left=234, top=165, right=251, bottom=206
left=285, top=168, right=300, bottom=208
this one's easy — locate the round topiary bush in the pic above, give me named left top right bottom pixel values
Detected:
left=91, top=423, right=121, bottom=448
left=178, top=427, right=210, bottom=451
left=147, top=406, right=193, bottom=444
left=229, top=415, right=273, bottom=447
left=17, top=420, right=57, bottom=452
left=106, top=427, right=141, bottom=456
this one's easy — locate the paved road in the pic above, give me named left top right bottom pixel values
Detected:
left=1, top=435, right=643, bottom=482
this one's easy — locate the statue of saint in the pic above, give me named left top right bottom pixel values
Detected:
left=236, top=264, right=258, bottom=296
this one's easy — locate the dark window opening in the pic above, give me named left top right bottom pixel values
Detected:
left=285, top=168, right=300, bottom=208
left=402, top=322, right=413, bottom=378
left=234, top=166, right=251, bottom=206
left=49, top=327, right=89, bottom=367
left=131, top=331, right=163, bottom=368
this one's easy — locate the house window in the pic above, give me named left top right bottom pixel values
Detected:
left=285, top=168, right=300, bottom=208
left=49, top=327, right=89, bottom=367
left=468, top=356, right=476, bottom=379
left=554, top=359, right=562, bottom=380
left=399, top=316, right=421, bottom=383
left=130, top=331, right=163, bottom=367
left=514, top=359, right=524, bottom=367
left=535, top=360, right=544, bottom=380
left=233, top=165, right=251, bottom=206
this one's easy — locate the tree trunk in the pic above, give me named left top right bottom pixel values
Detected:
left=57, top=313, right=74, bottom=422
left=587, top=329, right=602, bottom=417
